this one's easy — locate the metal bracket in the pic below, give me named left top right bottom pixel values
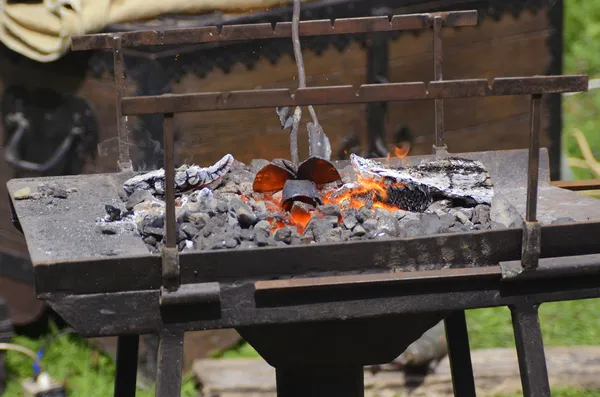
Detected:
left=160, top=247, right=180, bottom=292
left=521, top=221, right=541, bottom=270
left=159, top=282, right=221, bottom=306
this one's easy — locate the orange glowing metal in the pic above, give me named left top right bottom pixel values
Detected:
left=394, top=142, right=411, bottom=158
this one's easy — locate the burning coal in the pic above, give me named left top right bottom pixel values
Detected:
left=100, top=152, right=511, bottom=254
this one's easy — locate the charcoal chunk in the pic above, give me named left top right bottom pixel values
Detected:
left=184, top=212, right=210, bottom=230
left=352, top=225, right=366, bottom=237
left=491, top=195, right=523, bottom=228
left=144, top=226, right=164, bottom=238
left=472, top=204, right=491, bottom=225
left=356, top=206, right=374, bottom=223
left=180, top=222, right=199, bottom=239
left=317, top=204, right=342, bottom=220
left=376, top=216, right=400, bottom=237
left=105, top=205, right=123, bottom=222
left=126, top=190, right=154, bottom=211
left=143, top=235, right=158, bottom=246
left=342, top=214, right=358, bottom=230
left=274, top=227, right=294, bottom=244
left=239, top=229, right=256, bottom=241
left=240, top=241, right=258, bottom=249
left=255, top=220, right=272, bottom=237
left=363, top=219, right=378, bottom=232
left=256, top=233, right=277, bottom=247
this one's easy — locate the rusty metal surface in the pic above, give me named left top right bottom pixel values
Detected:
left=551, top=179, right=600, bottom=191
left=254, top=266, right=501, bottom=293
left=119, top=76, right=588, bottom=115
left=71, top=11, right=478, bottom=51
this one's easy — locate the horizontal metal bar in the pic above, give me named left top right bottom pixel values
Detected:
left=121, top=75, right=588, bottom=115
left=551, top=179, right=600, bottom=191
left=255, top=267, right=500, bottom=294
left=159, top=282, right=220, bottom=306
left=501, top=253, right=600, bottom=281
left=71, top=11, right=477, bottom=51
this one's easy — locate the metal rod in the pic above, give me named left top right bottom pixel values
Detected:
left=526, top=94, right=542, bottom=222
left=163, top=113, right=176, bottom=248
left=114, top=335, right=139, bottom=397
left=433, top=16, right=445, bottom=151
left=155, top=330, right=185, bottom=397
left=551, top=179, right=600, bottom=191
left=510, top=304, right=551, bottom=397
left=366, top=14, right=390, bottom=157
left=113, top=36, right=132, bottom=172
left=444, top=311, right=477, bottom=397
left=276, top=366, right=364, bottom=397
left=71, top=11, right=479, bottom=51
left=120, top=76, right=588, bottom=116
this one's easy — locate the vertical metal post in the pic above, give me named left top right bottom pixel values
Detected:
left=526, top=94, right=542, bottom=223
left=444, top=311, right=477, bottom=397
left=163, top=113, right=176, bottom=249
left=114, top=335, right=139, bottom=397
left=432, top=16, right=447, bottom=154
left=155, top=329, right=185, bottom=397
left=510, top=304, right=551, bottom=397
left=522, top=94, right=542, bottom=270
left=113, top=36, right=132, bottom=172
left=366, top=7, right=390, bottom=157
left=161, top=112, right=180, bottom=291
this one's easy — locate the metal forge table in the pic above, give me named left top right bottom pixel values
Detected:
left=7, top=9, right=600, bottom=397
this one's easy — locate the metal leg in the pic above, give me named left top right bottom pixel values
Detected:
left=276, top=365, right=364, bottom=397
left=114, top=335, right=139, bottom=397
left=444, top=311, right=477, bottom=397
left=510, top=304, right=551, bottom=397
left=155, top=329, right=185, bottom=397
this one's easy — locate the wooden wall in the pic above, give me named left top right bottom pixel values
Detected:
left=0, top=9, right=553, bottom=259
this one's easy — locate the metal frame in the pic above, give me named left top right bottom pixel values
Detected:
left=16, top=9, right=591, bottom=397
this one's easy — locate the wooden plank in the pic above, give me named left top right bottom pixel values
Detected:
left=192, top=346, right=600, bottom=397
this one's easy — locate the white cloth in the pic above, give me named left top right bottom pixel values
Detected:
left=0, top=0, right=308, bottom=62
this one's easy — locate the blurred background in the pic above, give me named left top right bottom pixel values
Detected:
left=0, top=0, right=599, bottom=396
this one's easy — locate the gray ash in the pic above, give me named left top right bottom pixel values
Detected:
left=98, top=156, right=517, bottom=254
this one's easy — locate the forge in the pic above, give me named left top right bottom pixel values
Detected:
left=6, top=8, right=600, bottom=397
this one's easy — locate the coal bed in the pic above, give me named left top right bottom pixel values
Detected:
left=18, top=150, right=583, bottom=256
left=8, top=149, right=600, bottom=265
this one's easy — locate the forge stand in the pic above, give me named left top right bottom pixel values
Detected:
left=7, top=9, right=600, bottom=397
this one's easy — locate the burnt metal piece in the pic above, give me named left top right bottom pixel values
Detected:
left=253, top=156, right=341, bottom=193
left=253, top=162, right=297, bottom=193
left=296, top=156, right=341, bottom=185
left=281, top=179, right=321, bottom=211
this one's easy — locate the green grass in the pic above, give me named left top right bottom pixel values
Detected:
left=4, top=1, right=600, bottom=396
left=4, top=324, right=198, bottom=397
left=563, top=0, right=600, bottom=179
